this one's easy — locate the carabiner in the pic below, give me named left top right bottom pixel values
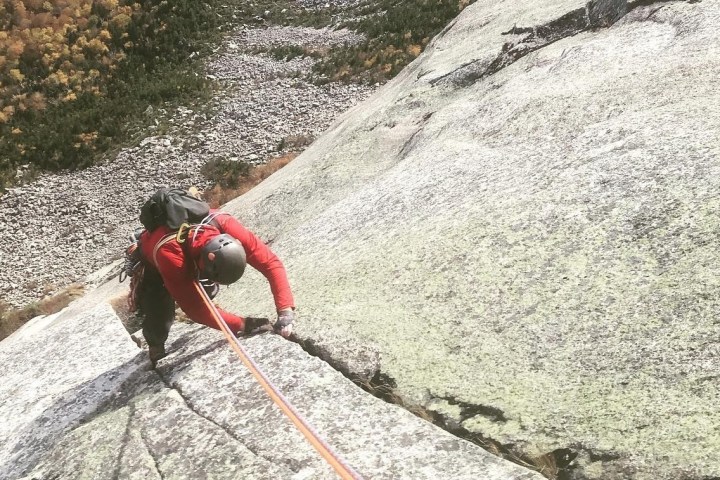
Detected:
left=176, top=223, right=191, bottom=244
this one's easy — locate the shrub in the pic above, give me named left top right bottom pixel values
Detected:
left=277, top=134, right=315, bottom=151
left=201, top=158, right=251, bottom=189
left=267, top=44, right=324, bottom=61
left=223, top=0, right=342, bottom=28
left=203, top=153, right=297, bottom=208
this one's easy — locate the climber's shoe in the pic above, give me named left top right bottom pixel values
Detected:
left=149, top=345, right=167, bottom=367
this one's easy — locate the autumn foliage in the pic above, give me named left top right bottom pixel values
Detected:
left=0, top=0, right=474, bottom=189
left=0, top=1, right=132, bottom=122
left=0, top=0, right=217, bottom=189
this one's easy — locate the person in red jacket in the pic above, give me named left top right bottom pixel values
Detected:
left=136, top=210, right=295, bottom=365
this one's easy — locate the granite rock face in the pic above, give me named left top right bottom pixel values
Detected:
left=3, top=0, right=719, bottom=479
left=0, top=286, right=540, bottom=479
left=0, top=304, right=144, bottom=479
left=216, top=0, right=720, bottom=478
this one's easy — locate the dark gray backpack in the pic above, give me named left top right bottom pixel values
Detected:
left=139, top=188, right=210, bottom=232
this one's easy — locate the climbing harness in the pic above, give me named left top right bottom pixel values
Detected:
left=192, top=280, right=364, bottom=480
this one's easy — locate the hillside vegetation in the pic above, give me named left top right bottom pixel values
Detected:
left=0, top=0, right=217, bottom=189
left=315, top=0, right=472, bottom=83
left=237, top=0, right=473, bottom=83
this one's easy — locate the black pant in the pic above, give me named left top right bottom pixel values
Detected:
left=137, top=266, right=175, bottom=348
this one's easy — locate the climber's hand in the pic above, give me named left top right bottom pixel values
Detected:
left=274, top=309, right=295, bottom=338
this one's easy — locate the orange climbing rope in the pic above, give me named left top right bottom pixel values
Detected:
left=191, top=281, right=364, bottom=480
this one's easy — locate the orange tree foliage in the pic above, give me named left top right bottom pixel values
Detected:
left=0, top=0, right=218, bottom=188
left=0, top=1, right=132, bottom=122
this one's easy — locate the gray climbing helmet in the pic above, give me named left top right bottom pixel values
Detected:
left=199, top=234, right=246, bottom=285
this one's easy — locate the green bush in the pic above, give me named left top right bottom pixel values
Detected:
left=223, top=0, right=342, bottom=28
left=201, top=158, right=251, bottom=189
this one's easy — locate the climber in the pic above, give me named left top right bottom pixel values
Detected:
left=128, top=188, right=295, bottom=366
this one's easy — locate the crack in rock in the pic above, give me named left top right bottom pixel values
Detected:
left=398, top=127, right=425, bottom=159
left=397, top=111, right=436, bottom=158
left=585, top=447, right=623, bottom=463
left=436, top=395, right=508, bottom=423
left=153, top=374, right=253, bottom=450
left=291, top=335, right=381, bottom=382
left=149, top=370, right=313, bottom=475
left=270, top=336, right=590, bottom=478
left=435, top=0, right=624, bottom=87
left=111, top=402, right=136, bottom=480
left=431, top=0, right=689, bottom=88
left=138, top=424, right=165, bottom=480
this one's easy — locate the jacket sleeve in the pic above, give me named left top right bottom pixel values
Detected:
left=215, top=214, right=295, bottom=311
left=154, top=240, right=246, bottom=333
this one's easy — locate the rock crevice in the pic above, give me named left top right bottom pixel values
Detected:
left=111, top=403, right=137, bottom=480
left=153, top=372, right=273, bottom=464
left=429, top=0, right=698, bottom=88
left=436, top=395, right=509, bottom=423
left=137, top=426, right=165, bottom=480
left=286, top=336, right=573, bottom=476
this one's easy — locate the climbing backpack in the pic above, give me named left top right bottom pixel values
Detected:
left=139, top=187, right=210, bottom=232
left=131, top=188, right=222, bottom=304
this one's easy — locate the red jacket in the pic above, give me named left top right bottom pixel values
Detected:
left=140, top=211, right=294, bottom=333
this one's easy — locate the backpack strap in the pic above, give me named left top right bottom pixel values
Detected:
left=152, top=232, right=179, bottom=268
